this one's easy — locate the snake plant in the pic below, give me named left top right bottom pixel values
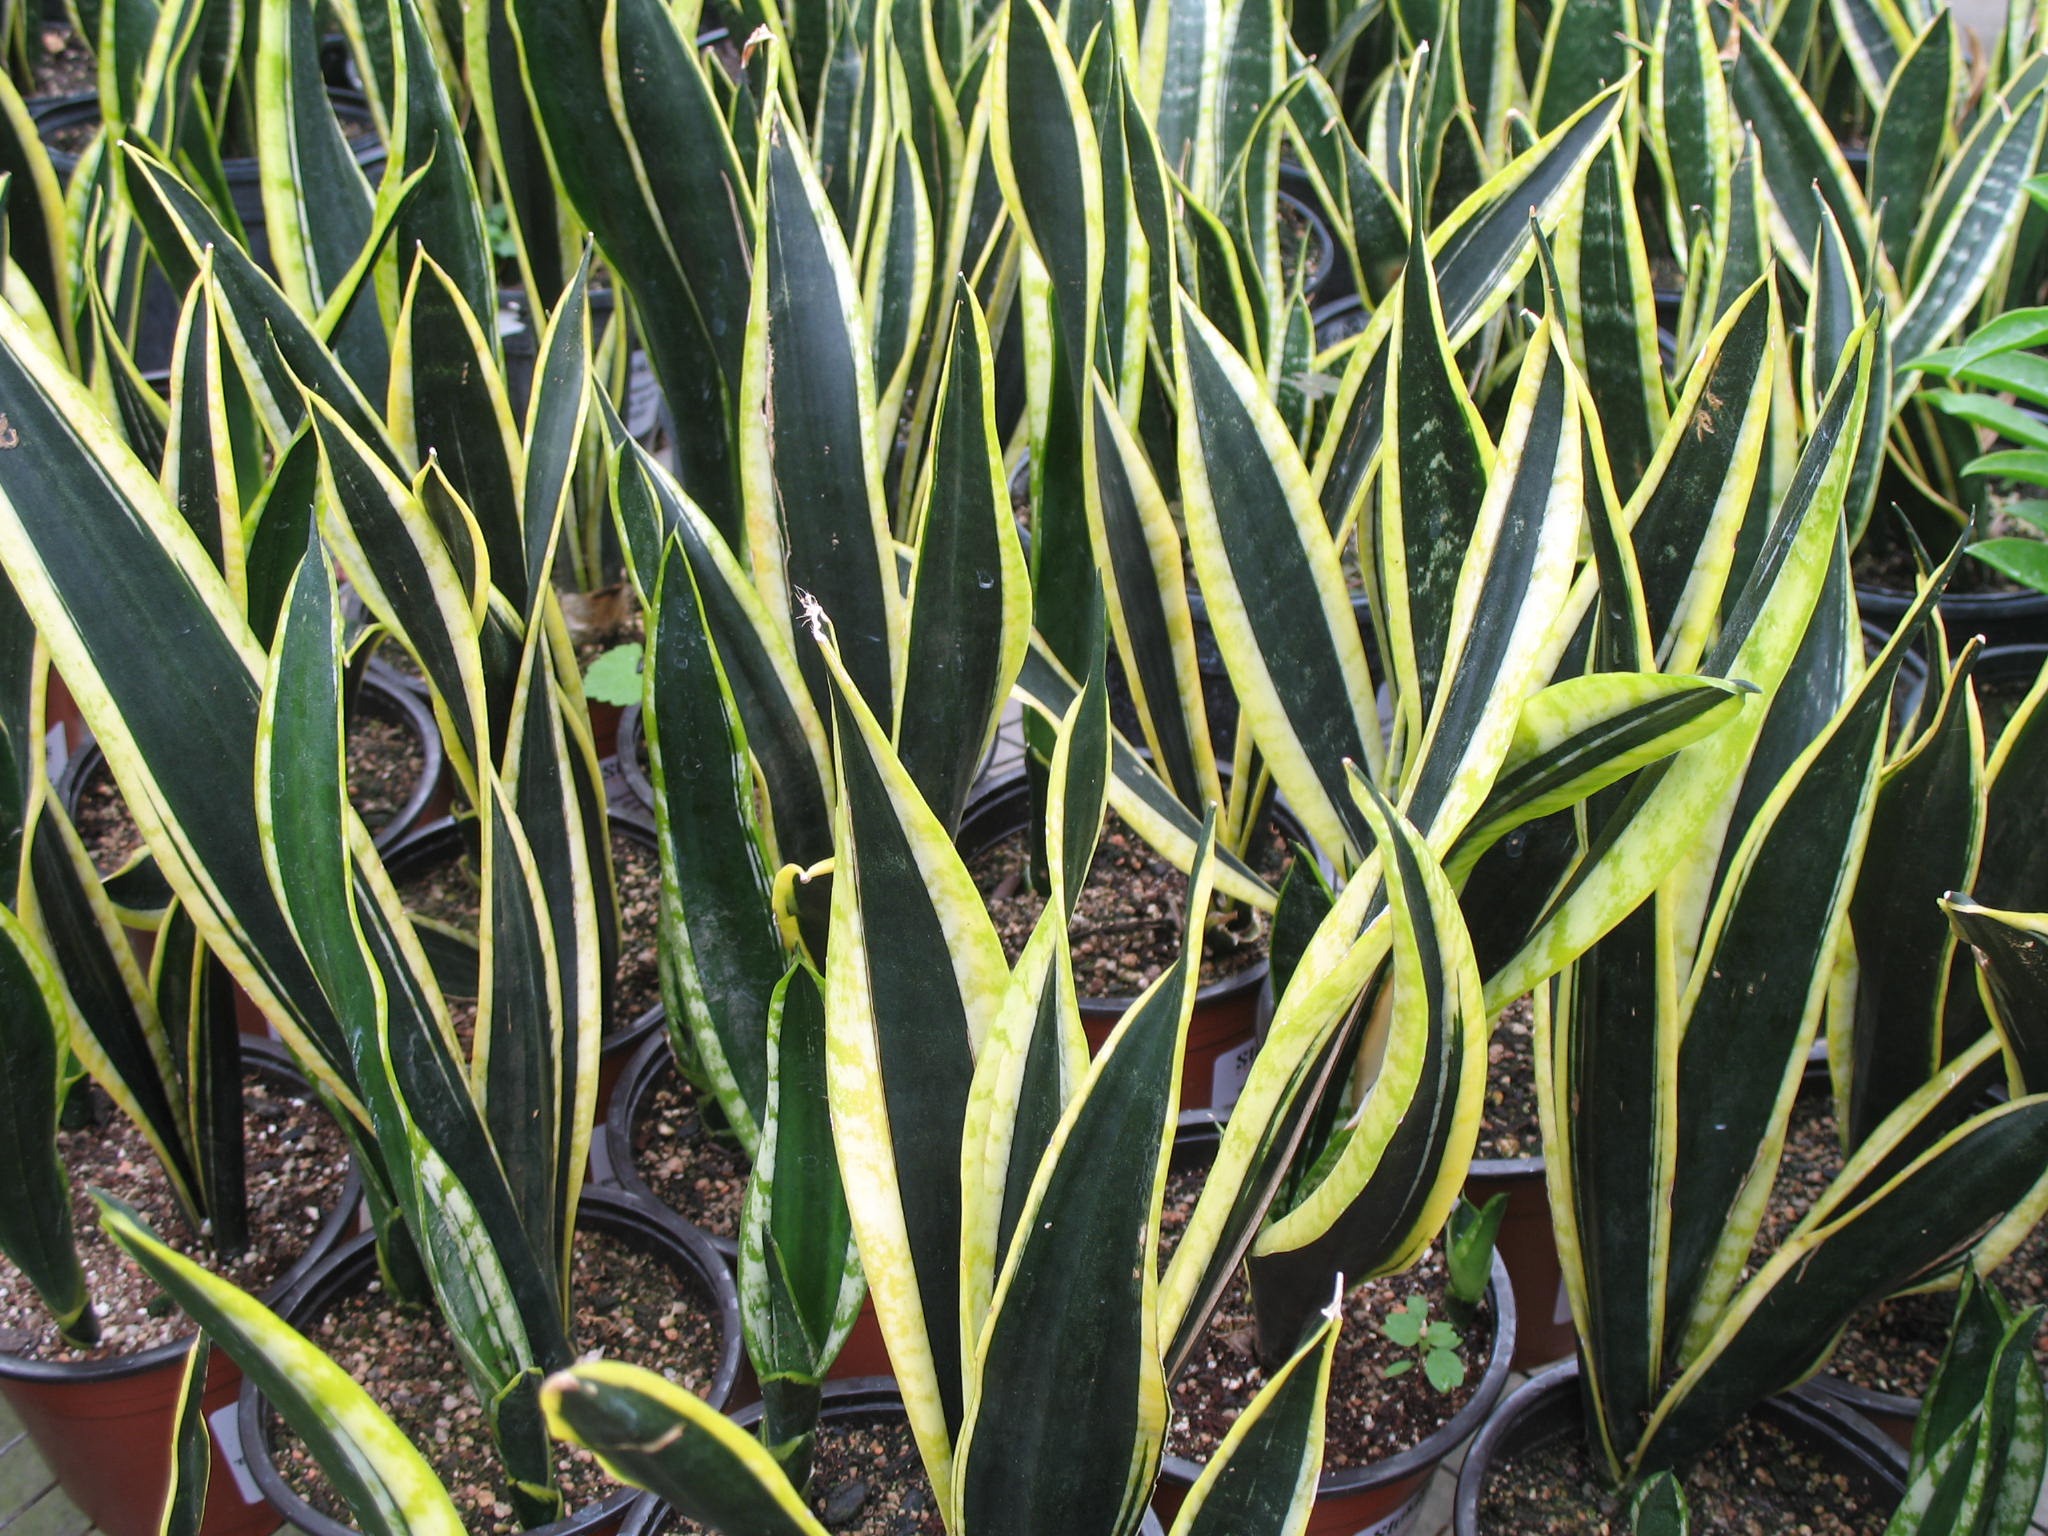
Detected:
left=541, top=625, right=1351, bottom=1536
left=1541, top=534, right=2048, bottom=1488
left=0, top=1, right=657, bottom=1522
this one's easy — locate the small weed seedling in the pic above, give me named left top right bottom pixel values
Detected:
left=582, top=642, right=645, bottom=706
left=1380, top=1296, right=1465, bottom=1391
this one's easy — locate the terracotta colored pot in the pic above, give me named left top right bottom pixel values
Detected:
left=1465, top=1153, right=1574, bottom=1372
left=955, top=776, right=1311, bottom=1113
left=238, top=1188, right=739, bottom=1536
left=1152, top=1119, right=1518, bottom=1535
left=0, top=1040, right=361, bottom=1536
left=1452, top=1360, right=1907, bottom=1534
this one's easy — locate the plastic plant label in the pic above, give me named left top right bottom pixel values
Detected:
left=1211, top=1040, right=1255, bottom=1112
left=207, top=1403, right=263, bottom=1504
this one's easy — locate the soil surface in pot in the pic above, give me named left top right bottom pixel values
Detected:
left=277, top=1228, right=723, bottom=1536
left=31, top=24, right=94, bottom=98
left=630, top=1055, right=749, bottom=1243
left=1754, top=1091, right=2048, bottom=1397
left=1276, top=196, right=1332, bottom=294
left=74, top=704, right=427, bottom=875
left=1158, top=1164, right=1488, bottom=1469
left=393, top=822, right=660, bottom=1030
left=345, top=706, right=429, bottom=835
left=0, top=1069, right=350, bottom=1361
left=73, top=760, right=147, bottom=876
left=1474, top=995, right=1540, bottom=1161
left=674, top=1410, right=943, bottom=1536
left=1474, top=1410, right=1894, bottom=1534
left=969, top=809, right=1289, bottom=996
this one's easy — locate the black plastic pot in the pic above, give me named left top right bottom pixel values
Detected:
left=0, top=1037, right=362, bottom=1536
left=1311, top=292, right=1370, bottom=350
left=616, top=703, right=655, bottom=822
left=956, top=774, right=1297, bottom=1112
left=35, top=89, right=386, bottom=373
left=1858, top=578, right=2048, bottom=654
left=1277, top=161, right=1345, bottom=310
left=1971, top=641, right=2047, bottom=744
left=58, top=669, right=442, bottom=855
left=380, top=811, right=668, bottom=1095
left=591, top=1036, right=894, bottom=1385
left=615, top=1379, right=1170, bottom=1536
left=237, top=1187, right=737, bottom=1536
left=1155, top=1119, right=1517, bottom=1536
left=1452, top=1359, right=1908, bottom=1534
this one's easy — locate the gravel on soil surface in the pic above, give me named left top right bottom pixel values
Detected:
left=631, top=1056, right=751, bottom=1242
left=0, top=1070, right=350, bottom=1362
left=1475, top=1411, right=1894, bottom=1534
left=971, top=810, right=1286, bottom=996
left=277, top=1228, right=724, bottom=1535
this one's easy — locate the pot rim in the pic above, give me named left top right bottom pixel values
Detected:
left=354, top=665, right=448, bottom=849
left=0, top=1035, right=363, bottom=1382
left=597, top=1033, right=740, bottom=1261
left=58, top=667, right=441, bottom=855
left=1466, top=1152, right=1546, bottom=1180
left=1857, top=579, right=2048, bottom=619
left=1155, top=1120, right=1518, bottom=1498
left=34, top=86, right=386, bottom=174
left=1452, top=1358, right=1907, bottom=1535
left=378, top=812, right=667, bottom=1054
left=236, top=1186, right=740, bottom=1536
